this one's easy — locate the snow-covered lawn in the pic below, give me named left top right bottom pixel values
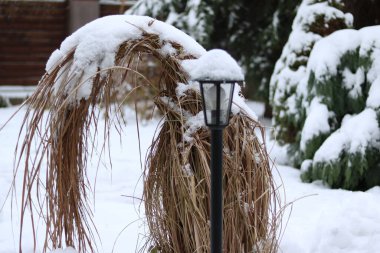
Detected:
left=1, top=105, right=379, bottom=253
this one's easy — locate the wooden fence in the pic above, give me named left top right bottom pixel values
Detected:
left=0, top=0, right=133, bottom=86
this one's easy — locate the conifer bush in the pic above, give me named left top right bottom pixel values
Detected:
left=270, top=0, right=353, bottom=166
left=270, top=0, right=380, bottom=190
left=300, top=27, right=380, bottom=190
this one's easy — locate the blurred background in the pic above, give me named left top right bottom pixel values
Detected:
left=0, top=0, right=379, bottom=112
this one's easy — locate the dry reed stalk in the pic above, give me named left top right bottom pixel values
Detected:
left=15, top=27, right=281, bottom=253
left=144, top=93, right=280, bottom=253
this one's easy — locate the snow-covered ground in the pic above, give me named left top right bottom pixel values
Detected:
left=1, top=105, right=379, bottom=253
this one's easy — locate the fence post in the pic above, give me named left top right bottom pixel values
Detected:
left=68, top=0, right=100, bottom=33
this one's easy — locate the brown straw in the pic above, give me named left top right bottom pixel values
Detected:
left=15, top=28, right=281, bottom=253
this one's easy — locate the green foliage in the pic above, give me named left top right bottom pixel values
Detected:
left=302, top=148, right=380, bottom=190
left=302, top=132, right=330, bottom=160
left=309, top=49, right=369, bottom=121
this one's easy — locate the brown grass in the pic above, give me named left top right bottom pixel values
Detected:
left=14, top=26, right=281, bottom=253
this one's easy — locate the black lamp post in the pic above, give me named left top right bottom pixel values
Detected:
left=198, top=79, right=240, bottom=253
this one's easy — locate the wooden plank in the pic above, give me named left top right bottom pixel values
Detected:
left=100, top=4, right=124, bottom=16
left=0, top=77, right=41, bottom=86
left=0, top=73, right=45, bottom=80
left=0, top=46, right=57, bottom=54
left=0, top=1, right=67, bottom=86
left=0, top=21, right=66, bottom=30
left=0, top=14, right=66, bottom=21
left=0, top=39, right=61, bottom=47
left=0, top=32, right=63, bottom=43
left=0, top=66, right=46, bottom=75
left=0, top=9, right=66, bottom=17
left=0, top=1, right=67, bottom=10
left=0, top=18, right=66, bottom=28
left=0, top=54, right=50, bottom=62
left=0, top=30, right=64, bottom=39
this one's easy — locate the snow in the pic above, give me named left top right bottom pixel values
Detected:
left=313, top=108, right=380, bottom=163
left=45, top=15, right=246, bottom=119
left=231, top=84, right=258, bottom=121
left=2, top=105, right=380, bottom=253
left=300, top=98, right=331, bottom=151
left=293, top=2, right=352, bottom=31
left=245, top=100, right=265, bottom=118
left=48, top=15, right=205, bottom=71
left=50, top=247, right=77, bottom=253
left=46, top=15, right=206, bottom=101
left=358, top=26, right=380, bottom=83
left=181, top=49, right=244, bottom=81
left=183, top=111, right=205, bottom=143
left=277, top=166, right=380, bottom=253
left=342, top=67, right=365, bottom=99
left=367, top=78, right=380, bottom=109
left=307, top=29, right=360, bottom=80
left=175, top=81, right=200, bottom=97
left=271, top=0, right=353, bottom=90
left=0, top=86, right=36, bottom=99
left=271, top=65, right=306, bottom=105
left=307, top=25, right=380, bottom=85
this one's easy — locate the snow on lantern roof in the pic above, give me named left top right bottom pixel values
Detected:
left=181, top=49, right=244, bottom=81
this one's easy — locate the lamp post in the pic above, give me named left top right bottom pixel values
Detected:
left=198, top=79, right=241, bottom=253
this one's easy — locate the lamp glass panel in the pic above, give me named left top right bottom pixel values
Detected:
left=202, top=82, right=234, bottom=126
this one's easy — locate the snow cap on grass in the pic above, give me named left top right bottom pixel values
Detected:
left=47, top=15, right=205, bottom=72
left=45, top=15, right=206, bottom=101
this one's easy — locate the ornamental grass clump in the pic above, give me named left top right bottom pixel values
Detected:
left=13, top=15, right=281, bottom=253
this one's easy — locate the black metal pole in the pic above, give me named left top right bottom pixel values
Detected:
left=210, top=127, right=224, bottom=253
